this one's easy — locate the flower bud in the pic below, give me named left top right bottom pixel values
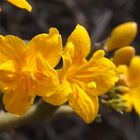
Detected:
left=105, top=22, right=137, bottom=51
left=116, top=86, right=130, bottom=93
left=113, top=46, right=135, bottom=66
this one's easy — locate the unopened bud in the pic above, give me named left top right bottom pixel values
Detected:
left=115, top=86, right=130, bottom=93
left=113, top=46, right=135, bottom=66
left=105, top=22, right=137, bottom=51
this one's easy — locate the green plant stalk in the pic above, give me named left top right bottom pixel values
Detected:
left=0, top=100, right=73, bottom=132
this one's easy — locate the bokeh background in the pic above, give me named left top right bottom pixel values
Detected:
left=0, top=0, right=140, bottom=140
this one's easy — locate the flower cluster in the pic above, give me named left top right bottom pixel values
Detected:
left=117, top=58, right=140, bottom=115
left=0, top=0, right=140, bottom=130
left=1, top=20, right=140, bottom=124
left=0, top=25, right=119, bottom=123
left=105, top=22, right=140, bottom=116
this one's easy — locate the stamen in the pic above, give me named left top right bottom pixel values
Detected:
left=88, top=81, right=96, bottom=89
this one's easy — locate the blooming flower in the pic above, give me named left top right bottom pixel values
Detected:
left=7, top=0, right=32, bottom=11
left=105, top=22, right=137, bottom=51
left=0, top=28, right=62, bottom=115
left=117, top=57, right=140, bottom=115
left=43, top=25, right=118, bottom=123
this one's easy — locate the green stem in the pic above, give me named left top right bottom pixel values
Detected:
left=0, top=100, right=73, bottom=132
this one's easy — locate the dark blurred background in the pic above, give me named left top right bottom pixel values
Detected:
left=0, top=0, right=140, bottom=140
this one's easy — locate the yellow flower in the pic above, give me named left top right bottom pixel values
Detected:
left=105, top=22, right=137, bottom=51
left=0, top=28, right=62, bottom=115
left=7, top=0, right=32, bottom=12
left=43, top=25, right=118, bottom=123
left=117, top=57, right=140, bottom=115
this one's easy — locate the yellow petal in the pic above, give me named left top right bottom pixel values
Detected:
left=66, top=24, right=91, bottom=60
left=117, top=65, right=129, bottom=86
left=91, top=50, right=105, bottom=60
left=60, top=50, right=118, bottom=96
left=129, top=56, right=140, bottom=86
left=27, top=28, right=62, bottom=68
left=105, top=22, right=137, bottom=51
left=85, top=50, right=118, bottom=96
left=64, top=42, right=75, bottom=59
left=132, top=90, right=140, bottom=116
left=117, top=65, right=129, bottom=78
left=43, top=80, right=71, bottom=106
left=7, top=0, right=32, bottom=12
left=58, top=43, right=74, bottom=82
left=3, top=75, right=35, bottom=115
left=113, top=46, right=135, bottom=66
left=0, top=35, right=26, bottom=70
left=0, top=60, right=15, bottom=73
left=0, top=60, right=15, bottom=91
left=68, top=84, right=99, bottom=123
left=121, top=93, right=133, bottom=112
left=34, top=57, right=60, bottom=97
